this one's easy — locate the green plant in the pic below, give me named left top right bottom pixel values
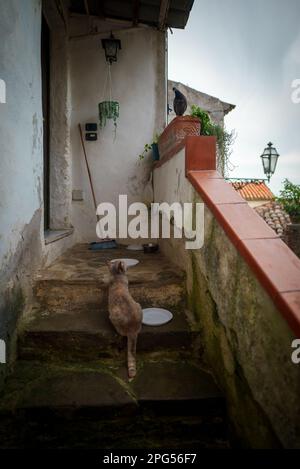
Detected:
left=139, top=134, right=159, bottom=160
left=276, top=179, right=300, bottom=221
left=98, top=101, right=119, bottom=130
left=190, top=105, right=236, bottom=176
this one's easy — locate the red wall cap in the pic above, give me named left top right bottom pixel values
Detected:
left=185, top=136, right=217, bottom=175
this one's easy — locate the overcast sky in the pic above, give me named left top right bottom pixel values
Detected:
left=168, top=0, right=300, bottom=195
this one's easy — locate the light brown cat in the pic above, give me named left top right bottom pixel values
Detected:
left=106, top=260, right=142, bottom=378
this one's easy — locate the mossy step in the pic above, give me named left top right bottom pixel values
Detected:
left=0, top=359, right=224, bottom=414
left=19, top=306, right=197, bottom=361
left=0, top=359, right=228, bottom=448
left=34, top=244, right=186, bottom=311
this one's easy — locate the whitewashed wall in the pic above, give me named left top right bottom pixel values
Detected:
left=70, top=28, right=166, bottom=241
left=0, top=0, right=43, bottom=380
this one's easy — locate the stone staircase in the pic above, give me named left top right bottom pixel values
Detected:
left=0, top=244, right=229, bottom=448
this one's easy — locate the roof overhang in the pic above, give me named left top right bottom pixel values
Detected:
left=68, top=0, right=194, bottom=30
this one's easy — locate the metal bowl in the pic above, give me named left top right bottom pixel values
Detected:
left=143, top=243, right=159, bottom=254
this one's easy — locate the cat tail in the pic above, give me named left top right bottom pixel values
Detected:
left=127, top=334, right=138, bottom=379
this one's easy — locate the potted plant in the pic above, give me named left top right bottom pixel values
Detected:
left=98, top=101, right=119, bottom=130
left=276, top=179, right=300, bottom=223
left=139, top=134, right=160, bottom=161
left=190, top=105, right=236, bottom=176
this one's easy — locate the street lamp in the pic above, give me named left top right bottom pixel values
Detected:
left=260, top=142, right=279, bottom=183
left=102, top=32, right=121, bottom=64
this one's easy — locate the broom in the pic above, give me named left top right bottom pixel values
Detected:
left=78, top=123, right=117, bottom=250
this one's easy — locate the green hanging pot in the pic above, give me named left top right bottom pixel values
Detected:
left=98, top=101, right=120, bottom=129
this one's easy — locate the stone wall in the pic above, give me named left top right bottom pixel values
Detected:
left=284, top=223, right=300, bottom=258
left=153, top=147, right=300, bottom=448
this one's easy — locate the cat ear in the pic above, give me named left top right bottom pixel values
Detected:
left=118, top=261, right=126, bottom=273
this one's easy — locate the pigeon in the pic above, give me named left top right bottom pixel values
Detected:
left=173, top=87, right=187, bottom=116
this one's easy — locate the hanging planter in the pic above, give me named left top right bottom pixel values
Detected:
left=98, top=59, right=120, bottom=138
left=98, top=101, right=119, bottom=129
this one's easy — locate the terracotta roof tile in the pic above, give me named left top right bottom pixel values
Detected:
left=230, top=181, right=274, bottom=201
left=255, top=201, right=291, bottom=237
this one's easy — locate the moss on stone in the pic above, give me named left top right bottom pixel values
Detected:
left=186, top=250, right=281, bottom=448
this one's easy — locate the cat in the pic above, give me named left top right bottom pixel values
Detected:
left=106, top=260, right=142, bottom=379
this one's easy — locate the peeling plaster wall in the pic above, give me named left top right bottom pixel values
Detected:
left=49, top=30, right=72, bottom=230
left=0, top=0, right=43, bottom=386
left=70, top=28, right=166, bottom=241
left=153, top=153, right=300, bottom=448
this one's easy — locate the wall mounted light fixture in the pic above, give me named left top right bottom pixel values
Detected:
left=101, top=32, right=121, bottom=64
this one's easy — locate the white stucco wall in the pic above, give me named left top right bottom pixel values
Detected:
left=153, top=148, right=193, bottom=207
left=0, top=0, right=43, bottom=377
left=70, top=28, right=166, bottom=241
left=0, top=0, right=43, bottom=268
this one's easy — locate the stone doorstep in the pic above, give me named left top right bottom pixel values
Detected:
left=18, top=306, right=197, bottom=360
left=34, top=245, right=186, bottom=284
left=34, top=280, right=185, bottom=311
left=0, top=360, right=224, bottom=418
left=33, top=245, right=186, bottom=310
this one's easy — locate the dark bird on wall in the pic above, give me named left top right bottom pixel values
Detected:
left=173, top=87, right=187, bottom=116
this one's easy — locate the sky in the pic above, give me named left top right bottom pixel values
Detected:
left=168, top=0, right=300, bottom=195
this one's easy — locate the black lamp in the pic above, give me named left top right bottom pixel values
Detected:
left=101, top=32, right=121, bottom=64
left=260, top=142, right=279, bottom=183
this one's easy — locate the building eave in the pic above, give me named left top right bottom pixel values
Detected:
left=68, top=0, right=195, bottom=30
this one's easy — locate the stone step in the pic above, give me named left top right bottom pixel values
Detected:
left=0, top=359, right=228, bottom=449
left=33, top=245, right=186, bottom=311
left=19, top=306, right=198, bottom=360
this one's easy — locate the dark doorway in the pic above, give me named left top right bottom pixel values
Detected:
left=41, top=15, right=50, bottom=230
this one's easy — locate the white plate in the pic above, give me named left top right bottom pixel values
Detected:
left=111, top=258, right=139, bottom=267
left=142, top=308, right=173, bottom=326
left=126, top=244, right=143, bottom=251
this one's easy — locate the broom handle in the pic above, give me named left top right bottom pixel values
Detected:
left=78, top=123, right=98, bottom=214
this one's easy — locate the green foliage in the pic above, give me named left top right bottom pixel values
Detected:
left=277, top=179, right=300, bottom=220
left=190, top=105, right=213, bottom=135
left=190, top=105, right=236, bottom=176
left=139, top=134, right=159, bottom=160
left=99, top=101, right=119, bottom=129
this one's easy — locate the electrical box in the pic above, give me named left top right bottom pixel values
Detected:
left=85, top=123, right=97, bottom=132
left=85, top=132, right=97, bottom=141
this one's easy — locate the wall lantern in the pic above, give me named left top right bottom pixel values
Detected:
left=260, top=142, right=280, bottom=183
left=101, top=32, right=121, bottom=64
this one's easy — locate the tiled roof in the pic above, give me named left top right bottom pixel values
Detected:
left=230, top=180, right=274, bottom=201
left=255, top=201, right=291, bottom=237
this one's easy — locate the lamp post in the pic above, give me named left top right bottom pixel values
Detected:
left=101, top=32, right=121, bottom=64
left=260, top=142, right=279, bottom=183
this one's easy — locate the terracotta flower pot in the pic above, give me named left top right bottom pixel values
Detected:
left=157, top=116, right=201, bottom=164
